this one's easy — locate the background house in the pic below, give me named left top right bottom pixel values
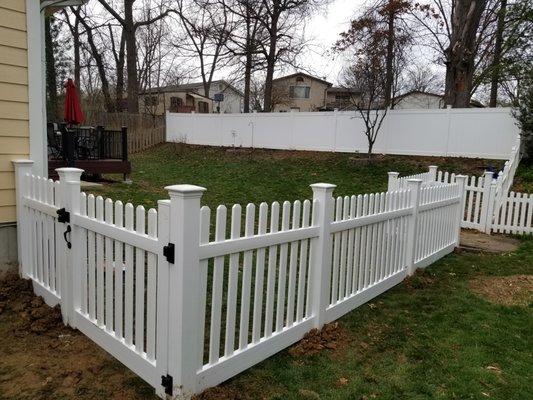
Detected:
left=272, top=73, right=332, bottom=112
left=322, top=87, right=362, bottom=111
left=140, top=80, right=243, bottom=115
left=393, top=90, right=485, bottom=109
left=140, top=88, right=213, bottom=115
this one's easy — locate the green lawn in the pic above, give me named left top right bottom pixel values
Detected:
left=87, top=145, right=531, bottom=400
left=90, top=144, right=503, bottom=210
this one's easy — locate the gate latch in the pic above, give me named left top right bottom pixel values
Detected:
left=163, top=243, right=175, bottom=264
left=57, top=208, right=70, bottom=223
left=161, top=374, right=173, bottom=396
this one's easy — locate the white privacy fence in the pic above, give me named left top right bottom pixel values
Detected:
left=166, top=108, right=519, bottom=159
left=388, top=137, right=533, bottom=235
left=14, top=160, right=466, bottom=399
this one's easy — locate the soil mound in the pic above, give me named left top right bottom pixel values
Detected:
left=289, top=322, right=347, bottom=358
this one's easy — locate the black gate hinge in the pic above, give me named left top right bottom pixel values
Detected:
left=161, top=374, right=173, bottom=396
left=163, top=243, right=175, bottom=264
left=57, top=208, right=70, bottom=223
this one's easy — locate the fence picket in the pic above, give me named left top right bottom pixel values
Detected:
left=124, top=203, right=135, bottom=346
left=225, top=204, right=241, bottom=356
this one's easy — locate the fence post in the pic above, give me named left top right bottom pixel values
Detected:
left=405, top=179, right=422, bottom=276
left=454, top=175, right=467, bottom=246
left=155, top=199, right=170, bottom=398
left=56, top=167, right=83, bottom=327
left=12, top=159, right=34, bottom=278
left=165, top=184, right=206, bottom=398
left=387, top=172, right=399, bottom=191
left=428, top=165, right=438, bottom=182
left=479, top=171, right=494, bottom=233
left=484, top=181, right=497, bottom=234
left=310, top=183, right=336, bottom=329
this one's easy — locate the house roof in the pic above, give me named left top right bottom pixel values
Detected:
left=328, top=86, right=361, bottom=94
left=273, top=72, right=333, bottom=87
left=140, top=80, right=244, bottom=97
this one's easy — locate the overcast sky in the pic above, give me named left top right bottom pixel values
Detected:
left=302, top=0, right=365, bottom=84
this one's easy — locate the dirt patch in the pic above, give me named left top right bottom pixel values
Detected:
left=469, top=275, right=533, bottom=307
left=192, top=386, right=244, bottom=400
left=460, top=230, right=520, bottom=253
left=0, top=273, right=156, bottom=399
left=404, top=270, right=436, bottom=292
left=289, top=322, right=348, bottom=358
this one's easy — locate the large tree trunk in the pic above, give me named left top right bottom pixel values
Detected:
left=384, top=7, right=395, bottom=108
left=489, top=0, right=507, bottom=107
left=45, top=17, right=58, bottom=120
left=72, top=8, right=114, bottom=112
left=243, top=9, right=253, bottom=113
left=244, top=50, right=252, bottom=113
left=263, top=12, right=279, bottom=113
left=444, top=0, right=488, bottom=108
left=116, top=31, right=126, bottom=111
left=124, top=1, right=139, bottom=113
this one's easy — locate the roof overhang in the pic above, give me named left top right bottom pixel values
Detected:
left=41, top=0, right=87, bottom=12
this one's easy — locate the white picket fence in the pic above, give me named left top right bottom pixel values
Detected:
left=388, top=137, right=533, bottom=235
left=13, top=159, right=467, bottom=399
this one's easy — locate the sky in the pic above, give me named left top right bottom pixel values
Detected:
left=302, top=0, right=366, bottom=84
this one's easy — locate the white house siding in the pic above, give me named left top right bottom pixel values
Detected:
left=206, top=82, right=243, bottom=113
left=394, top=93, right=444, bottom=110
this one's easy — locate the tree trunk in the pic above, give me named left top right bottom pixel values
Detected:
left=116, top=31, right=126, bottom=111
left=45, top=17, right=58, bottom=120
left=124, top=1, right=139, bottom=113
left=444, top=0, right=488, bottom=108
left=263, top=14, right=279, bottom=112
left=384, top=6, right=395, bottom=108
left=489, top=0, right=507, bottom=107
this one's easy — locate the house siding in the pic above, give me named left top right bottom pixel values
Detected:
left=0, top=0, right=29, bottom=224
left=272, top=75, right=329, bottom=112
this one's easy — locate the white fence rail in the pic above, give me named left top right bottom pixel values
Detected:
left=166, top=108, right=519, bottom=159
left=388, top=137, right=533, bottom=235
left=14, top=159, right=466, bottom=399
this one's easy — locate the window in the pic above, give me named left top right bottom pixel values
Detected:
left=170, top=97, right=183, bottom=112
left=289, top=86, right=311, bottom=99
left=296, top=76, right=304, bottom=82
left=198, top=101, right=209, bottom=113
left=145, top=96, right=158, bottom=107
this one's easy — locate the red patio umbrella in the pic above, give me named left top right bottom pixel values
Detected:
left=64, top=78, right=84, bottom=125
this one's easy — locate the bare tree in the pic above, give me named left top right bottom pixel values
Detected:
left=252, top=0, right=328, bottom=112
left=97, top=0, right=174, bottom=113
left=222, top=0, right=266, bottom=112
left=338, top=1, right=413, bottom=108
left=70, top=7, right=116, bottom=112
left=412, top=0, right=499, bottom=107
left=342, top=57, right=389, bottom=160
left=173, top=0, right=234, bottom=97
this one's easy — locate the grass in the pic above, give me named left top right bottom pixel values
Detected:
left=80, top=144, right=533, bottom=399
left=90, top=143, right=504, bottom=210
left=217, top=239, right=533, bottom=400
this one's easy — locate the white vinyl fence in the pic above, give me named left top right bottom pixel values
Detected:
left=388, top=137, right=533, bottom=235
left=14, top=160, right=466, bottom=399
left=166, top=108, right=519, bottom=159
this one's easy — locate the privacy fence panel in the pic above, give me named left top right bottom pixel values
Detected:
left=14, top=160, right=467, bottom=399
left=167, top=108, right=519, bottom=159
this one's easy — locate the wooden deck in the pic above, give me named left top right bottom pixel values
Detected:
left=48, top=159, right=131, bottom=179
